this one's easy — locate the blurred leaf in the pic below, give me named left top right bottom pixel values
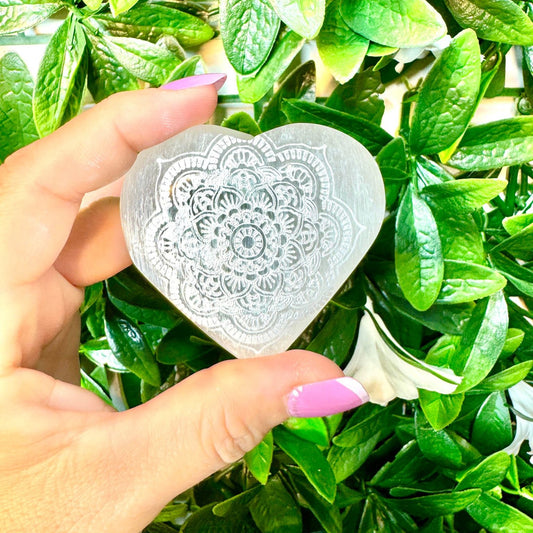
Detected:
left=109, top=0, right=138, bottom=16
left=503, top=212, right=533, bottom=235
left=267, top=0, right=324, bottom=39
left=0, top=52, right=38, bottom=162
left=81, top=369, right=113, bottom=406
left=273, top=426, right=336, bottom=503
left=181, top=503, right=258, bottom=532
left=220, top=0, right=279, bottom=75
left=0, top=0, right=60, bottom=36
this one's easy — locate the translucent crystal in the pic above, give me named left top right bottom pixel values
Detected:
left=121, top=123, right=385, bottom=358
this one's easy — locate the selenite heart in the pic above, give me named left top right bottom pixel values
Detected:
left=121, top=123, right=385, bottom=358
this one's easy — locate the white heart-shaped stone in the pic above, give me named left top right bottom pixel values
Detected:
left=121, top=123, right=385, bottom=358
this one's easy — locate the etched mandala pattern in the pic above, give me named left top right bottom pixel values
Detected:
left=145, top=134, right=362, bottom=352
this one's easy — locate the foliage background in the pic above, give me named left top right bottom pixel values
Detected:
left=1, top=0, right=533, bottom=531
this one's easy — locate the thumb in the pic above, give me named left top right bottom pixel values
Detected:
left=86, top=350, right=368, bottom=529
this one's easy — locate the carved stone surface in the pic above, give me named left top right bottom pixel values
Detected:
left=121, top=124, right=385, bottom=358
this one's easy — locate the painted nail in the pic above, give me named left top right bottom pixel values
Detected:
left=287, top=377, right=369, bottom=418
left=160, top=73, right=227, bottom=92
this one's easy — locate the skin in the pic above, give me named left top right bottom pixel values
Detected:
left=0, top=87, right=343, bottom=532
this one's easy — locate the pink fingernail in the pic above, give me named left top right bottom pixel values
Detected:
left=287, top=377, right=369, bottom=418
left=160, top=73, right=227, bottom=91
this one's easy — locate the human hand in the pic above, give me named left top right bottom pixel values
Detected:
left=0, top=78, right=366, bottom=532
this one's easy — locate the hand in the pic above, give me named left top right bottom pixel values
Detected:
left=0, top=83, right=360, bottom=532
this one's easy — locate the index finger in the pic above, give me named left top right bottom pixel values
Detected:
left=0, top=85, right=219, bottom=285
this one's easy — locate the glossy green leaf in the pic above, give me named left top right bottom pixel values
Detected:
left=154, top=502, right=189, bottom=523
left=110, top=0, right=138, bottom=16
left=282, top=99, right=392, bottom=155
left=81, top=369, right=113, bottom=406
left=360, top=492, right=419, bottom=533
left=419, top=390, right=464, bottom=431
left=467, top=493, right=533, bottom=532
left=259, top=60, right=315, bottom=131
left=492, top=223, right=533, bottom=262
left=503, top=213, right=533, bottom=235
left=422, top=179, right=506, bottom=214
left=456, top=451, right=511, bottom=491
left=437, top=260, right=507, bottom=304
left=0, top=0, right=60, bottom=36
left=445, top=0, right=533, bottom=46
left=395, top=184, right=444, bottom=311
left=267, top=0, right=324, bottom=39
left=95, top=4, right=214, bottom=48
left=155, top=322, right=209, bottom=365
left=249, top=476, right=302, bottom=533
left=220, top=0, right=280, bottom=75
left=452, top=292, right=508, bottom=392
left=476, top=360, right=532, bottom=392
left=85, top=29, right=139, bottom=102
left=316, top=0, right=368, bottom=83
left=326, top=68, right=384, bottom=123
left=340, top=0, right=446, bottom=48
left=237, top=30, right=305, bottom=103
left=306, top=307, right=359, bottom=366
left=448, top=117, right=533, bottom=171
left=34, top=17, right=87, bottom=137
left=273, top=426, right=336, bottom=503
left=244, top=431, right=273, bottom=485
left=284, top=417, right=329, bottom=447
left=491, top=252, right=533, bottom=297
left=221, top=111, right=261, bottom=135
left=410, top=30, right=481, bottom=155
left=106, top=36, right=181, bottom=85
left=501, top=328, right=525, bottom=356
left=471, top=392, right=512, bottom=454
left=390, top=489, right=481, bottom=518
left=0, top=52, right=38, bottom=162
left=80, top=337, right=128, bottom=372
left=104, top=302, right=161, bottom=387
left=181, top=503, right=258, bottom=532
left=212, top=486, right=262, bottom=517
left=288, top=470, right=342, bottom=533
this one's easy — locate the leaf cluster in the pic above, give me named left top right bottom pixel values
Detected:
left=2, top=0, right=533, bottom=531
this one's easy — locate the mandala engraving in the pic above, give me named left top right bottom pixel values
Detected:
left=144, top=134, right=363, bottom=354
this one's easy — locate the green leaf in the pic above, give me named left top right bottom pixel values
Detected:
left=154, top=502, right=189, bottom=523
left=288, top=470, right=342, bottom=533
left=212, top=486, right=262, bottom=517
left=471, top=391, right=512, bottom=454
left=452, top=292, right=508, bottom=392
left=340, top=0, right=446, bottom=48
left=456, top=451, right=511, bottom=491
left=220, top=0, right=280, bottom=75
left=503, top=213, right=533, bottom=235
left=80, top=337, right=128, bottom=372
left=410, top=30, right=481, bottom=155
left=282, top=99, right=392, bottom=155
left=273, top=426, right=336, bottom=503
left=360, top=492, right=419, bottom=533
left=422, top=179, right=506, bottom=214
left=390, top=489, right=481, bottom=518
left=492, top=223, right=533, bottom=262
left=491, top=252, right=533, bottom=298
left=163, top=55, right=201, bottom=85
left=327, top=433, right=381, bottom=482
left=445, top=0, right=533, bottom=46
left=501, top=328, right=525, bottom=356
left=85, top=29, right=139, bottom=102
left=267, top=0, right=325, bottom=39
left=95, top=4, right=214, bottom=48
left=316, top=0, right=368, bottom=83
left=81, top=369, right=113, bottom=406
left=467, top=493, right=533, bottom=532
left=283, top=417, right=330, bottom=447
left=155, top=322, right=210, bottom=365
left=437, top=260, right=507, bottom=304
left=395, top=184, right=444, bottom=311
left=181, top=503, right=258, bottom=532
left=237, top=30, right=305, bottom=103
left=110, top=0, right=138, bottom=16
left=245, top=432, right=273, bottom=485
left=221, top=112, right=261, bottom=135
left=419, top=390, right=464, bottom=431
left=476, top=360, right=533, bottom=392
left=249, top=476, right=302, bottom=533
left=259, top=60, right=315, bottom=131
left=306, top=307, right=359, bottom=366
left=448, top=117, right=533, bottom=171
left=33, top=17, right=87, bottom=137
left=326, top=68, right=384, bottom=123
left=0, top=52, right=38, bottom=162
left=104, top=302, right=161, bottom=387
left=105, top=36, right=181, bottom=85
left=0, top=0, right=60, bottom=36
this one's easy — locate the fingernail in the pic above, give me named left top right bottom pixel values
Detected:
left=160, top=73, right=227, bottom=92
left=287, top=377, right=369, bottom=418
